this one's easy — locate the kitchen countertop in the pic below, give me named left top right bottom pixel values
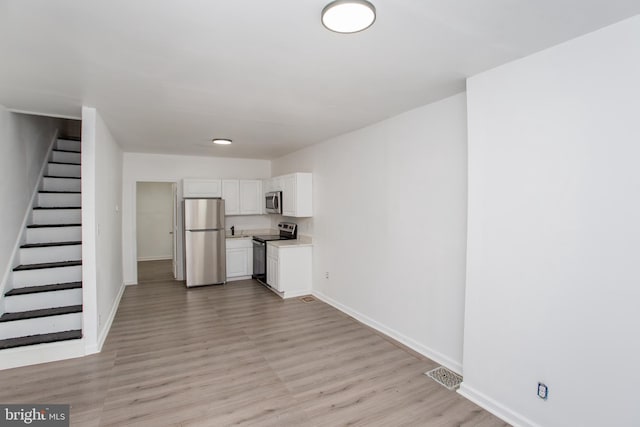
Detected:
left=225, top=228, right=275, bottom=239
left=267, top=236, right=313, bottom=248
left=224, top=229, right=313, bottom=247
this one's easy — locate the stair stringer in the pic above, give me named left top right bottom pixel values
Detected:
left=0, top=337, right=85, bottom=370
left=0, top=130, right=59, bottom=312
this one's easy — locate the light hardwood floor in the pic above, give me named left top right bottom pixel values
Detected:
left=0, top=278, right=510, bottom=426
left=137, top=259, right=174, bottom=283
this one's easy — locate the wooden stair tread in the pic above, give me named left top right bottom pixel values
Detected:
left=38, top=191, right=81, bottom=194
left=5, top=282, right=82, bottom=297
left=13, top=260, right=82, bottom=271
left=43, top=175, right=81, bottom=180
left=21, top=241, right=81, bottom=249
left=48, top=161, right=80, bottom=166
left=33, top=206, right=81, bottom=210
left=52, top=149, right=81, bottom=154
left=58, top=136, right=81, bottom=141
left=0, top=330, right=82, bottom=350
left=0, top=305, right=83, bottom=322
left=26, top=223, right=81, bottom=228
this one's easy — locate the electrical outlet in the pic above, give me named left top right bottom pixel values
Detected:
left=324, top=271, right=329, bottom=279
left=537, top=382, right=548, bottom=400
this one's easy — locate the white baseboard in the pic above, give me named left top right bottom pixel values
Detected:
left=284, top=289, right=312, bottom=299
left=311, top=290, right=462, bottom=374
left=227, top=275, right=252, bottom=282
left=86, top=282, right=125, bottom=354
left=458, top=383, right=539, bottom=427
left=137, top=256, right=172, bottom=261
left=0, top=338, right=85, bottom=371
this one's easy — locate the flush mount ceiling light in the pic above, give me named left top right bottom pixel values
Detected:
left=321, top=0, right=376, bottom=34
left=211, top=138, right=232, bottom=145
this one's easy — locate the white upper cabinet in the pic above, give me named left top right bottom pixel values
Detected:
left=281, top=174, right=295, bottom=216
left=222, top=180, right=240, bottom=215
left=184, top=174, right=309, bottom=216
left=263, top=178, right=275, bottom=193
left=264, top=177, right=282, bottom=194
left=222, top=179, right=262, bottom=216
left=182, top=179, right=222, bottom=198
left=280, top=173, right=312, bottom=217
left=239, top=180, right=262, bottom=215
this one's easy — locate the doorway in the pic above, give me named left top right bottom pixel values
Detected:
left=136, top=182, right=177, bottom=283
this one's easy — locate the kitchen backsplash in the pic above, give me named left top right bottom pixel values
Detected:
left=226, top=215, right=272, bottom=232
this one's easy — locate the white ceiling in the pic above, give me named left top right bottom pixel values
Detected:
left=1, top=1, right=638, bottom=159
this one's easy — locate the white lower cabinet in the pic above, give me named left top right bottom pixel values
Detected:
left=226, top=238, right=253, bottom=281
left=266, top=252, right=279, bottom=290
left=227, top=248, right=249, bottom=278
left=266, top=244, right=312, bottom=297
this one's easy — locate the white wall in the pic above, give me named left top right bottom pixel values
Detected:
left=462, top=16, right=640, bottom=427
left=122, top=152, right=271, bottom=284
left=95, top=111, right=124, bottom=346
left=81, top=107, right=124, bottom=353
left=136, top=182, right=173, bottom=261
left=272, top=93, right=468, bottom=372
left=0, top=108, right=63, bottom=303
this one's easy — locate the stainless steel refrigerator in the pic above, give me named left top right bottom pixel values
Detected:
left=183, top=198, right=226, bottom=287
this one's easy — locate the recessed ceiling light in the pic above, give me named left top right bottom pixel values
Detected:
left=211, top=138, right=232, bottom=145
left=321, top=0, right=376, bottom=34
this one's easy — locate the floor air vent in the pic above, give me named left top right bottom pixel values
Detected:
left=425, top=366, right=463, bottom=390
left=299, top=296, right=315, bottom=303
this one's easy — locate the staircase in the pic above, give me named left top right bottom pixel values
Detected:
left=0, top=138, right=83, bottom=350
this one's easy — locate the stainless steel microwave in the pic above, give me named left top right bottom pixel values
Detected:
left=265, top=191, right=282, bottom=214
